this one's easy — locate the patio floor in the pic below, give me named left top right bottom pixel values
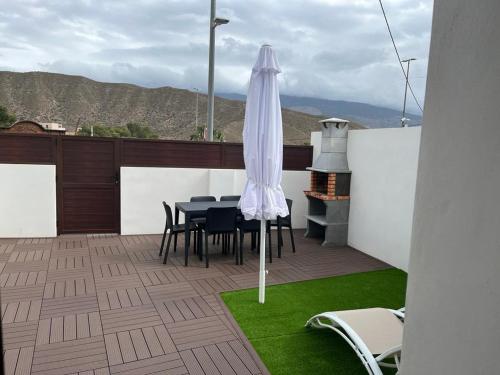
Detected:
left=0, top=229, right=389, bottom=375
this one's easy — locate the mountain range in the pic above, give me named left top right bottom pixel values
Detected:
left=218, top=93, right=422, bottom=128
left=0, top=71, right=418, bottom=146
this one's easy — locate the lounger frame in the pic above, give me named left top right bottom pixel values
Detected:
left=305, top=309, right=404, bottom=375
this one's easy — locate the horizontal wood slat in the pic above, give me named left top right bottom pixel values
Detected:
left=0, top=134, right=55, bottom=164
left=0, top=134, right=313, bottom=170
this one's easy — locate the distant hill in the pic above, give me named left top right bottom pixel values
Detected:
left=218, top=93, right=422, bottom=128
left=0, top=71, right=365, bottom=145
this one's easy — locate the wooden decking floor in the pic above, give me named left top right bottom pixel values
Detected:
left=1, top=230, right=389, bottom=374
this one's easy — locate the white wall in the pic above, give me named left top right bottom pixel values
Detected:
left=121, top=167, right=309, bottom=235
left=0, top=164, right=57, bottom=238
left=402, top=1, right=500, bottom=373
left=347, top=127, right=421, bottom=270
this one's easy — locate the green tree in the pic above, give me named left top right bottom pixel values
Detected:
left=0, top=105, right=16, bottom=128
left=77, top=123, right=157, bottom=139
left=189, top=126, right=225, bottom=142
left=126, top=122, right=158, bottom=139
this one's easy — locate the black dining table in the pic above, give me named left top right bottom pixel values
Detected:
left=175, top=201, right=239, bottom=266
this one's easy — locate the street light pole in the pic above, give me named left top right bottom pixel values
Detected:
left=193, top=88, right=199, bottom=129
left=207, top=0, right=229, bottom=141
left=401, top=58, right=416, bottom=127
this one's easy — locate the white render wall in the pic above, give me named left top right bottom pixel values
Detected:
left=401, top=0, right=500, bottom=373
left=0, top=164, right=57, bottom=238
left=120, top=167, right=309, bottom=235
left=346, top=127, right=421, bottom=270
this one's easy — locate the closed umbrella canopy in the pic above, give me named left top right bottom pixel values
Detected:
left=239, top=45, right=289, bottom=303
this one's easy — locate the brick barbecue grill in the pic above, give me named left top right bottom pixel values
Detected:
left=304, top=118, right=351, bottom=246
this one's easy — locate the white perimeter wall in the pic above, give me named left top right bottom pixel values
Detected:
left=347, top=127, right=421, bottom=270
left=0, top=164, right=57, bottom=238
left=121, top=167, right=309, bottom=235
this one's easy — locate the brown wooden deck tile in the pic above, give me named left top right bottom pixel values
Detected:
left=2, top=300, right=42, bottom=323
left=8, top=250, right=51, bottom=263
left=36, top=312, right=102, bottom=345
left=17, top=238, right=53, bottom=245
left=32, top=336, right=108, bottom=375
left=48, top=256, right=92, bottom=271
left=94, top=274, right=143, bottom=291
left=126, top=249, right=160, bottom=263
left=182, top=342, right=260, bottom=375
left=226, top=339, right=262, bottom=374
left=2, top=321, right=38, bottom=350
left=1, top=285, right=44, bottom=303
left=53, top=238, right=89, bottom=251
left=155, top=296, right=217, bottom=324
left=3, top=261, right=49, bottom=273
left=97, top=287, right=151, bottom=311
left=90, top=245, right=127, bottom=257
left=104, top=325, right=176, bottom=366
left=0, top=243, right=16, bottom=261
left=87, top=236, right=122, bottom=248
left=3, top=346, right=34, bottom=375
left=214, top=262, right=259, bottom=276
left=109, top=353, right=187, bottom=375
left=119, top=235, right=158, bottom=249
left=175, top=267, right=226, bottom=281
left=40, top=295, right=99, bottom=319
left=0, top=230, right=391, bottom=374
left=43, top=277, right=96, bottom=298
left=146, top=282, right=199, bottom=303
left=51, top=248, right=90, bottom=258
left=93, top=262, right=136, bottom=278
left=138, top=268, right=186, bottom=286
left=166, top=315, right=237, bottom=351
left=90, top=254, right=131, bottom=264
left=0, top=271, right=47, bottom=287
left=100, top=305, right=163, bottom=334
left=190, top=276, right=239, bottom=296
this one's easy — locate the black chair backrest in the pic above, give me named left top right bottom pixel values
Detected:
left=220, top=195, right=241, bottom=202
left=240, top=218, right=261, bottom=232
left=280, top=199, right=293, bottom=222
left=190, top=196, right=216, bottom=202
left=162, top=201, right=173, bottom=230
left=205, top=207, right=237, bottom=233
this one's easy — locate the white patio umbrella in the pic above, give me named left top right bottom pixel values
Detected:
left=239, top=45, right=289, bottom=304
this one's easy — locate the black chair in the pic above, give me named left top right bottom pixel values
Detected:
left=190, top=196, right=217, bottom=203
left=189, top=196, right=216, bottom=252
left=237, top=219, right=272, bottom=265
left=220, top=195, right=241, bottom=201
left=202, top=207, right=238, bottom=268
left=160, top=202, right=197, bottom=264
left=217, top=196, right=241, bottom=245
left=270, top=199, right=296, bottom=257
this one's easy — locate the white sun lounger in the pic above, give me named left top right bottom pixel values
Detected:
left=305, top=307, right=405, bottom=375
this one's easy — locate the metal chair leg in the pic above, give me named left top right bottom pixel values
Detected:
left=268, top=224, right=272, bottom=263
left=193, top=230, right=197, bottom=254
left=173, top=233, right=178, bottom=253
left=205, top=232, right=209, bottom=268
left=238, top=231, right=244, bottom=265
left=198, top=229, right=203, bottom=261
left=163, top=233, right=172, bottom=264
left=289, top=226, right=296, bottom=253
left=277, top=221, right=282, bottom=258
left=159, top=225, right=167, bottom=256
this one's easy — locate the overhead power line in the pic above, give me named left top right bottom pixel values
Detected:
left=377, top=0, right=424, bottom=114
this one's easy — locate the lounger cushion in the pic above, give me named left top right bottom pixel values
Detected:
left=335, top=307, right=403, bottom=355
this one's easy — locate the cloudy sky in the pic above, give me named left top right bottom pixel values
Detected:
left=0, top=0, right=433, bottom=113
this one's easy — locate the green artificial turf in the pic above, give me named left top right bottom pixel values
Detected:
left=221, top=269, right=407, bottom=375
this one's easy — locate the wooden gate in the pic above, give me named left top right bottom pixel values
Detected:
left=57, top=137, right=120, bottom=234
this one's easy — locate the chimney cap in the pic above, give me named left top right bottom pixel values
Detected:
left=319, top=117, right=350, bottom=124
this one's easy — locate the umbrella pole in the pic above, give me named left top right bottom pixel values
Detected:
left=259, top=219, right=266, bottom=304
